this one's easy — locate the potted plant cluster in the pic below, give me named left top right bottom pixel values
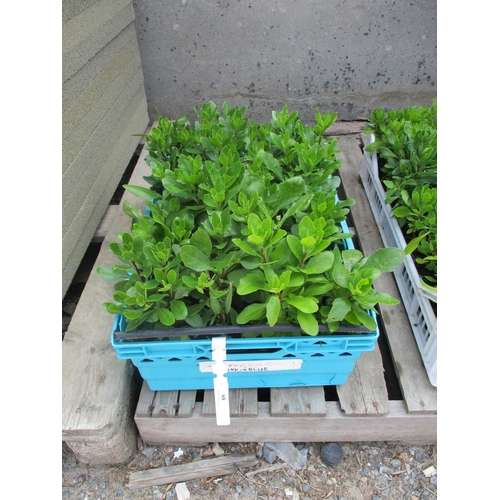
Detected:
left=360, top=101, right=437, bottom=386
left=97, top=101, right=405, bottom=391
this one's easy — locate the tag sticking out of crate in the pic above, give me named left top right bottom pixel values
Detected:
left=211, top=337, right=230, bottom=426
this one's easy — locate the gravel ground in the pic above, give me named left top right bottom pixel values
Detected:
left=62, top=439, right=437, bottom=499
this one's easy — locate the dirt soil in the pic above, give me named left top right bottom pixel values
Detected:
left=62, top=439, right=437, bottom=499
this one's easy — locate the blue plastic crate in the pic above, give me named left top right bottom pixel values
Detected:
left=109, top=215, right=375, bottom=390
left=111, top=308, right=378, bottom=391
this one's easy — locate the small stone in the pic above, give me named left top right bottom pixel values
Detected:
left=265, top=442, right=307, bottom=470
left=90, top=477, right=99, bottom=488
left=141, top=447, right=156, bottom=459
left=203, top=447, right=214, bottom=457
left=379, top=466, right=394, bottom=474
left=236, top=485, right=243, bottom=493
left=211, top=442, right=225, bottom=456
left=320, top=443, right=343, bottom=466
left=262, top=445, right=277, bottom=464
left=391, top=459, right=402, bottom=467
left=302, top=484, right=311, bottom=492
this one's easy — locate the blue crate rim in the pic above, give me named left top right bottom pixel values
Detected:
left=111, top=308, right=379, bottom=349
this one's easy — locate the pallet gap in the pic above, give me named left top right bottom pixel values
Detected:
left=323, top=384, right=339, bottom=402
left=375, top=305, right=404, bottom=401
left=62, top=241, right=103, bottom=340
left=257, top=387, right=270, bottom=402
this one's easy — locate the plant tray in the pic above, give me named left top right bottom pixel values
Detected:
left=360, top=133, right=437, bottom=387
left=111, top=312, right=379, bottom=391
left=110, top=220, right=381, bottom=391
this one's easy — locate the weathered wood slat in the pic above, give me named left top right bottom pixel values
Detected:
left=135, top=383, right=155, bottom=418
left=135, top=400, right=436, bottom=446
left=270, top=387, right=326, bottom=417
left=128, top=454, right=259, bottom=490
left=177, top=391, right=197, bottom=418
left=152, top=391, right=178, bottom=417
left=336, top=135, right=437, bottom=414
left=62, top=138, right=152, bottom=461
left=337, top=346, right=390, bottom=416
left=202, top=389, right=258, bottom=417
left=92, top=204, right=119, bottom=242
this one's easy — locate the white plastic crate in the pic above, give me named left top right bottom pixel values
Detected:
left=360, top=134, right=437, bottom=387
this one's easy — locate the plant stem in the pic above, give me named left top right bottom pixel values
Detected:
left=131, top=261, right=146, bottom=282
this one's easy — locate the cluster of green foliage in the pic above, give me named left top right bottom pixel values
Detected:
left=97, top=102, right=404, bottom=336
left=363, top=101, right=437, bottom=292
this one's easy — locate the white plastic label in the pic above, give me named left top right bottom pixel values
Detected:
left=211, top=337, right=230, bottom=426
left=199, top=359, right=303, bottom=373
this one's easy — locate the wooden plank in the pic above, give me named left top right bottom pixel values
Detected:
left=135, top=381, right=155, bottom=418
left=177, top=391, right=197, bottom=418
left=62, top=139, right=151, bottom=443
left=270, top=387, right=326, bottom=417
left=151, top=391, right=178, bottom=417
left=337, top=347, right=390, bottom=416
left=336, top=135, right=437, bottom=414
left=128, top=454, right=259, bottom=490
left=202, top=389, right=258, bottom=417
left=135, top=401, right=436, bottom=446
left=92, top=205, right=118, bottom=242
left=324, top=121, right=367, bottom=136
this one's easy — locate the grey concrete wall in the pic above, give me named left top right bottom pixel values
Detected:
left=132, top=0, right=436, bottom=123
left=62, top=0, right=150, bottom=297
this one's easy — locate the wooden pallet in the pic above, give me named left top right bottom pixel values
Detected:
left=133, top=134, right=437, bottom=446
left=62, top=129, right=437, bottom=466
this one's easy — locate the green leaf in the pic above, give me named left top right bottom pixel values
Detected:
left=96, top=266, right=130, bottom=281
left=232, top=238, right=261, bottom=257
left=123, top=184, right=160, bottom=201
left=266, top=295, right=281, bottom=326
left=341, top=250, right=364, bottom=272
left=352, top=304, right=377, bottom=331
left=170, top=300, right=188, bottom=320
left=304, top=282, right=334, bottom=296
left=297, top=311, right=319, bottom=336
left=303, top=252, right=334, bottom=274
left=404, top=232, right=429, bottom=255
left=122, top=200, right=143, bottom=220
left=355, top=290, right=400, bottom=307
left=286, top=235, right=303, bottom=260
left=237, top=272, right=267, bottom=295
left=328, top=297, right=352, bottom=321
left=190, top=229, right=212, bottom=255
left=180, top=245, right=215, bottom=272
left=285, top=296, right=318, bottom=313
left=158, top=308, right=176, bottom=326
left=123, top=309, right=145, bottom=320
left=240, top=174, right=266, bottom=197
left=300, top=236, right=316, bottom=248
left=236, top=303, right=267, bottom=324
left=364, top=248, right=405, bottom=272
left=332, top=263, right=352, bottom=288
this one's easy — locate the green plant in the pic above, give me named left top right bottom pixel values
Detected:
left=363, top=101, right=437, bottom=293
left=363, top=101, right=437, bottom=209
left=392, top=185, right=437, bottom=291
left=98, top=102, right=405, bottom=337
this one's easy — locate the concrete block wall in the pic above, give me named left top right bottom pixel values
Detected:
left=132, top=0, right=436, bottom=124
left=63, top=0, right=150, bottom=297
